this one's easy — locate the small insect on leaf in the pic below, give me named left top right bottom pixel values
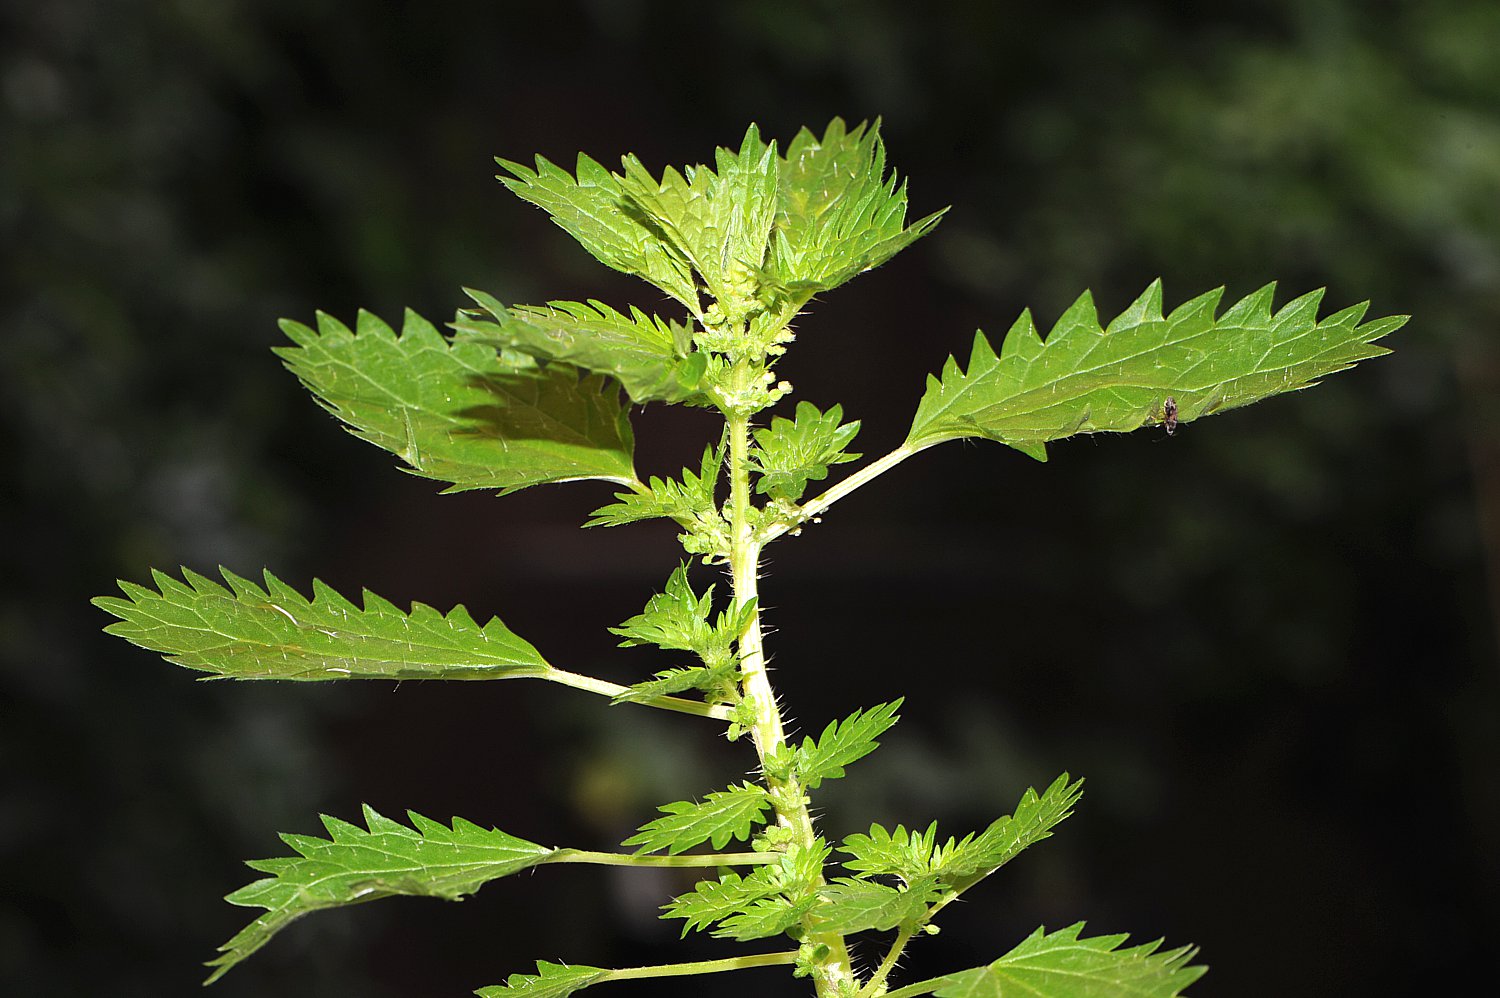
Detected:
left=1163, top=396, right=1178, bottom=437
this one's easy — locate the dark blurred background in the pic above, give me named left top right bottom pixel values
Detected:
left=4, top=0, right=1497, bottom=995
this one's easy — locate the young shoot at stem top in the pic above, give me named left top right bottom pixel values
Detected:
left=95, top=118, right=1404, bottom=998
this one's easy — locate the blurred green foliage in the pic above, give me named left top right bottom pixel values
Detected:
left=3, top=1, right=1495, bottom=996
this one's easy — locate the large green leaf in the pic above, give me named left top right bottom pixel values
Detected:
left=616, top=124, right=781, bottom=321
left=454, top=289, right=706, bottom=404
left=93, top=567, right=551, bottom=681
left=277, top=308, right=636, bottom=492
left=207, top=807, right=555, bottom=983
left=934, top=923, right=1206, bottom=998
left=907, top=281, right=1407, bottom=460
left=496, top=152, right=700, bottom=310
left=770, top=118, right=947, bottom=296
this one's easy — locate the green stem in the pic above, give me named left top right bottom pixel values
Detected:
left=603, top=950, right=799, bottom=982
left=725, top=379, right=855, bottom=997
left=761, top=444, right=915, bottom=543
left=550, top=848, right=773, bottom=868
left=862, top=926, right=914, bottom=997
left=544, top=668, right=732, bottom=721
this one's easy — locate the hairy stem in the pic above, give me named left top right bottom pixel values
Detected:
left=726, top=377, right=855, bottom=997
left=862, top=927, right=914, bottom=997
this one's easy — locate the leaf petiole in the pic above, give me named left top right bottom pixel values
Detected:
left=761, top=444, right=915, bottom=543
left=550, top=848, right=775, bottom=868
left=601, top=949, right=800, bottom=981
left=861, top=926, right=915, bottom=998
left=879, top=978, right=946, bottom=998
left=544, top=668, right=732, bottom=720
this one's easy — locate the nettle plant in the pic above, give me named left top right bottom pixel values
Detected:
left=96, top=120, right=1403, bottom=997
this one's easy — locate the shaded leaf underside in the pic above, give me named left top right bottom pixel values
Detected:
left=497, top=152, right=700, bottom=310
left=277, top=308, right=636, bottom=493
left=455, top=289, right=704, bottom=404
left=94, top=567, right=551, bottom=680
left=908, top=280, right=1406, bottom=460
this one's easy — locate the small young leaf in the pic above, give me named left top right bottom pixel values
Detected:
left=750, top=401, right=862, bottom=502
left=816, top=875, right=942, bottom=934
left=940, top=774, right=1084, bottom=890
left=93, top=568, right=551, bottom=681
left=496, top=153, right=700, bottom=310
left=622, top=783, right=772, bottom=856
left=714, top=895, right=818, bottom=942
left=586, top=444, right=728, bottom=559
left=610, top=666, right=716, bottom=703
left=933, top=922, right=1206, bottom=998
left=454, top=291, right=704, bottom=404
left=475, top=961, right=610, bottom=998
left=609, top=564, right=717, bottom=652
left=277, top=309, right=636, bottom=492
left=663, top=866, right=782, bottom=936
left=793, top=700, right=903, bottom=788
left=770, top=118, right=946, bottom=297
left=610, top=564, right=753, bottom=666
left=207, top=808, right=555, bottom=983
left=907, top=281, right=1406, bottom=461
left=839, top=821, right=941, bottom=882
left=663, top=840, right=829, bottom=939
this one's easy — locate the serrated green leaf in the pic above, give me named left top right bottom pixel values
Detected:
left=907, top=281, right=1406, bottom=460
left=609, top=665, right=716, bottom=704
left=714, top=895, right=817, bottom=941
left=662, top=865, right=782, bottom=937
left=769, top=118, right=947, bottom=297
left=587, top=452, right=732, bottom=560
left=839, top=821, right=941, bottom=882
left=940, top=774, right=1084, bottom=892
left=816, top=875, right=942, bottom=934
left=934, top=922, right=1206, bottom=998
left=662, top=840, right=828, bottom=939
left=750, top=401, right=862, bottom=502
left=454, top=291, right=704, bottom=404
left=623, top=782, right=771, bottom=855
left=793, top=700, right=903, bottom=789
left=207, top=808, right=554, bottom=983
left=475, top=961, right=610, bottom=998
left=609, top=563, right=753, bottom=666
left=616, top=124, right=780, bottom=321
left=609, top=563, right=718, bottom=652
left=586, top=443, right=724, bottom=532
left=93, top=567, right=550, bottom=681
left=276, top=308, right=636, bottom=493
left=497, top=153, right=700, bottom=310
